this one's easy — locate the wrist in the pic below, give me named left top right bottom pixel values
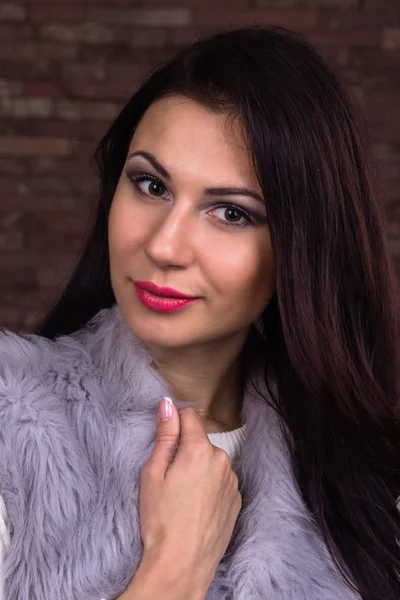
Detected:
left=140, top=546, right=210, bottom=600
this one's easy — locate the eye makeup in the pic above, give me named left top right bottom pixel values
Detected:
left=125, top=168, right=267, bottom=230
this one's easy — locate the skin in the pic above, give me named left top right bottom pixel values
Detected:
left=108, top=95, right=276, bottom=433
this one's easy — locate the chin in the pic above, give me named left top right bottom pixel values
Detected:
left=124, top=313, right=200, bottom=349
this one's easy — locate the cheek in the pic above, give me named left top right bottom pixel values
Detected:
left=108, top=195, right=147, bottom=261
left=203, top=234, right=274, bottom=304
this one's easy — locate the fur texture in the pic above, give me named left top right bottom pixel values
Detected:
left=0, top=304, right=361, bottom=599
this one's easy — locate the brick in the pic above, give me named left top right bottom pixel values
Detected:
left=0, top=3, right=26, bottom=21
left=369, top=121, right=400, bottom=145
left=55, top=100, right=120, bottom=121
left=26, top=229, right=84, bottom=253
left=311, top=29, right=381, bottom=47
left=62, top=62, right=146, bottom=100
left=0, top=266, right=37, bottom=290
left=10, top=211, right=88, bottom=244
left=23, top=82, right=63, bottom=98
left=363, top=100, right=400, bottom=122
left=28, top=178, right=72, bottom=195
left=318, top=46, right=350, bottom=70
left=256, top=0, right=311, bottom=7
left=0, top=191, right=89, bottom=212
left=378, top=170, right=400, bottom=202
left=23, top=312, right=45, bottom=332
left=0, top=210, right=25, bottom=229
left=0, top=252, right=74, bottom=269
left=62, top=64, right=115, bottom=98
left=0, top=178, right=38, bottom=199
left=0, top=59, right=54, bottom=82
left=0, top=97, right=54, bottom=119
left=389, top=238, right=400, bottom=255
left=62, top=63, right=107, bottom=83
left=29, top=4, right=87, bottom=22
left=0, top=136, right=75, bottom=156
left=3, top=118, right=109, bottom=140
left=88, top=8, right=192, bottom=27
left=32, top=212, right=88, bottom=235
left=338, top=0, right=400, bottom=26
left=374, top=143, right=400, bottom=162
left=72, top=84, right=131, bottom=104
left=0, top=78, right=24, bottom=96
left=315, top=0, right=357, bottom=4
left=383, top=28, right=400, bottom=50
left=0, top=289, right=52, bottom=311
left=111, top=62, right=155, bottom=86
left=318, top=5, right=386, bottom=29
left=385, top=201, right=400, bottom=232
left=0, top=24, right=32, bottom=41
left=123, top=27, right=169, bottom=48
left=27, top=157, right=94, bottom=179
left=0, top=158, right=26, bottom=175
left=166, top=27, right=213, bottom=47
left=0, top=307, right=25, bottom=331
left=25, top=157, right=94, bottom=178
left=0, top=231, right=24, bottom=251
left=0, top=42, right=78, bottom=61
left=37, top=259, right=75, bottom=288
left=27, top=0, right=242, bottom=3
left=345, top=47, right=400, bottom=73
left=39, top=22, right=117, bottom=44
left=193, top=9, right=317, bottom=29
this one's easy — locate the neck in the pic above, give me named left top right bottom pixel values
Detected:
left=148, top=333, right=248, bottom=433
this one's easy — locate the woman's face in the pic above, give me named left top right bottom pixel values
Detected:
left=109, top=95, right=275, bottom=350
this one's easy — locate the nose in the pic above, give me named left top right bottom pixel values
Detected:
left=144, top=203, right=195, bottom=269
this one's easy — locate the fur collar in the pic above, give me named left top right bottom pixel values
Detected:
left=0, top=304, right=360, bottom=599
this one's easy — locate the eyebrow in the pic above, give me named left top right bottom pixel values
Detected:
left=127, top=150, right=265, bottom=206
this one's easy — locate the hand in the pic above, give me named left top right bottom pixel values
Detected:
left=138, top=397, right=242, bottom=590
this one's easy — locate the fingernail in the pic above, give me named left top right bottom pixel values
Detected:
left=159, top=397, right=173, bottom=421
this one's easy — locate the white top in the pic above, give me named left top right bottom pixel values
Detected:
left=0, top=424, right=247, bottom=600
left=207, top=422, right=247, bottom=470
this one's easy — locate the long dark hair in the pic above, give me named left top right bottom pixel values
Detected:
left=36, top=26, right=400, bottom=599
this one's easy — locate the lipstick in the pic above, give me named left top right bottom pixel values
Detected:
left=133, top=280, right=198, bottom=299
left=133, top=282, right=199, bottom=313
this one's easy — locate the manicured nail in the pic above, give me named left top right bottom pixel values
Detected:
left=159, top=397, right=173, bottom=421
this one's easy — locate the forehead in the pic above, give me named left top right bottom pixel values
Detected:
left=129, top=95, right=258, bottom=186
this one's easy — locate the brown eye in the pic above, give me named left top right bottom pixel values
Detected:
left=209, top=203, right=254, bottom=229
left=128, top=172, right=170, bottom=200
left=224, top=207, right=242, bottom=223
left=147, top=180, right=166, bottom=196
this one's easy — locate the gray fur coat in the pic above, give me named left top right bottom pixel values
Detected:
left=0, top=304, right=360, bottom=600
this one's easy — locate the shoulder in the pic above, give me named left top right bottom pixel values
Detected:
left=0, top=318, right=100, bottom=379
left=0, top=325, right=98, bottom=424
left=0, top=327, right=54, bottom=386
left=0, top=304, right=127, bottom=419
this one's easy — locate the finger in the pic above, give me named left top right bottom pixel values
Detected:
left=149, top=397, right=180, bottom=475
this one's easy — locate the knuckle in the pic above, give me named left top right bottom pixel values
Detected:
left=215, top=447, right=231, bottom=468
left=230, top=471, right=239, bottom=488
left=141, top=460, right=158, bottom=479
left=180, top=406, right=198, bottom=419
left=185, top=439, right=210, bottom=461
left=234, top=489, right=243, bottom=508
left=156, top=433, right=178, bottom=444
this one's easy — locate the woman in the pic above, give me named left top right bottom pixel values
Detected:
left=0, top=25, right=399, bottom=600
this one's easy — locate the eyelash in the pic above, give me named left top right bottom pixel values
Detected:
left=128, top=172, right=257, bottom=229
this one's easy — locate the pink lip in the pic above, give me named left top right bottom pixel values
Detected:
left=134, top=284, right=199, bottom=313
left=133, top=280, right=198, bottom=299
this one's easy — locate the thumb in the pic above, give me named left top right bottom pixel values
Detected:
left=150, top=397, right=180, bottom=474
left=176, top=406, right=211, bottom=451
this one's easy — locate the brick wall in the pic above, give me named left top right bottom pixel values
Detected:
left=1, top=0, right=399, bottom=332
